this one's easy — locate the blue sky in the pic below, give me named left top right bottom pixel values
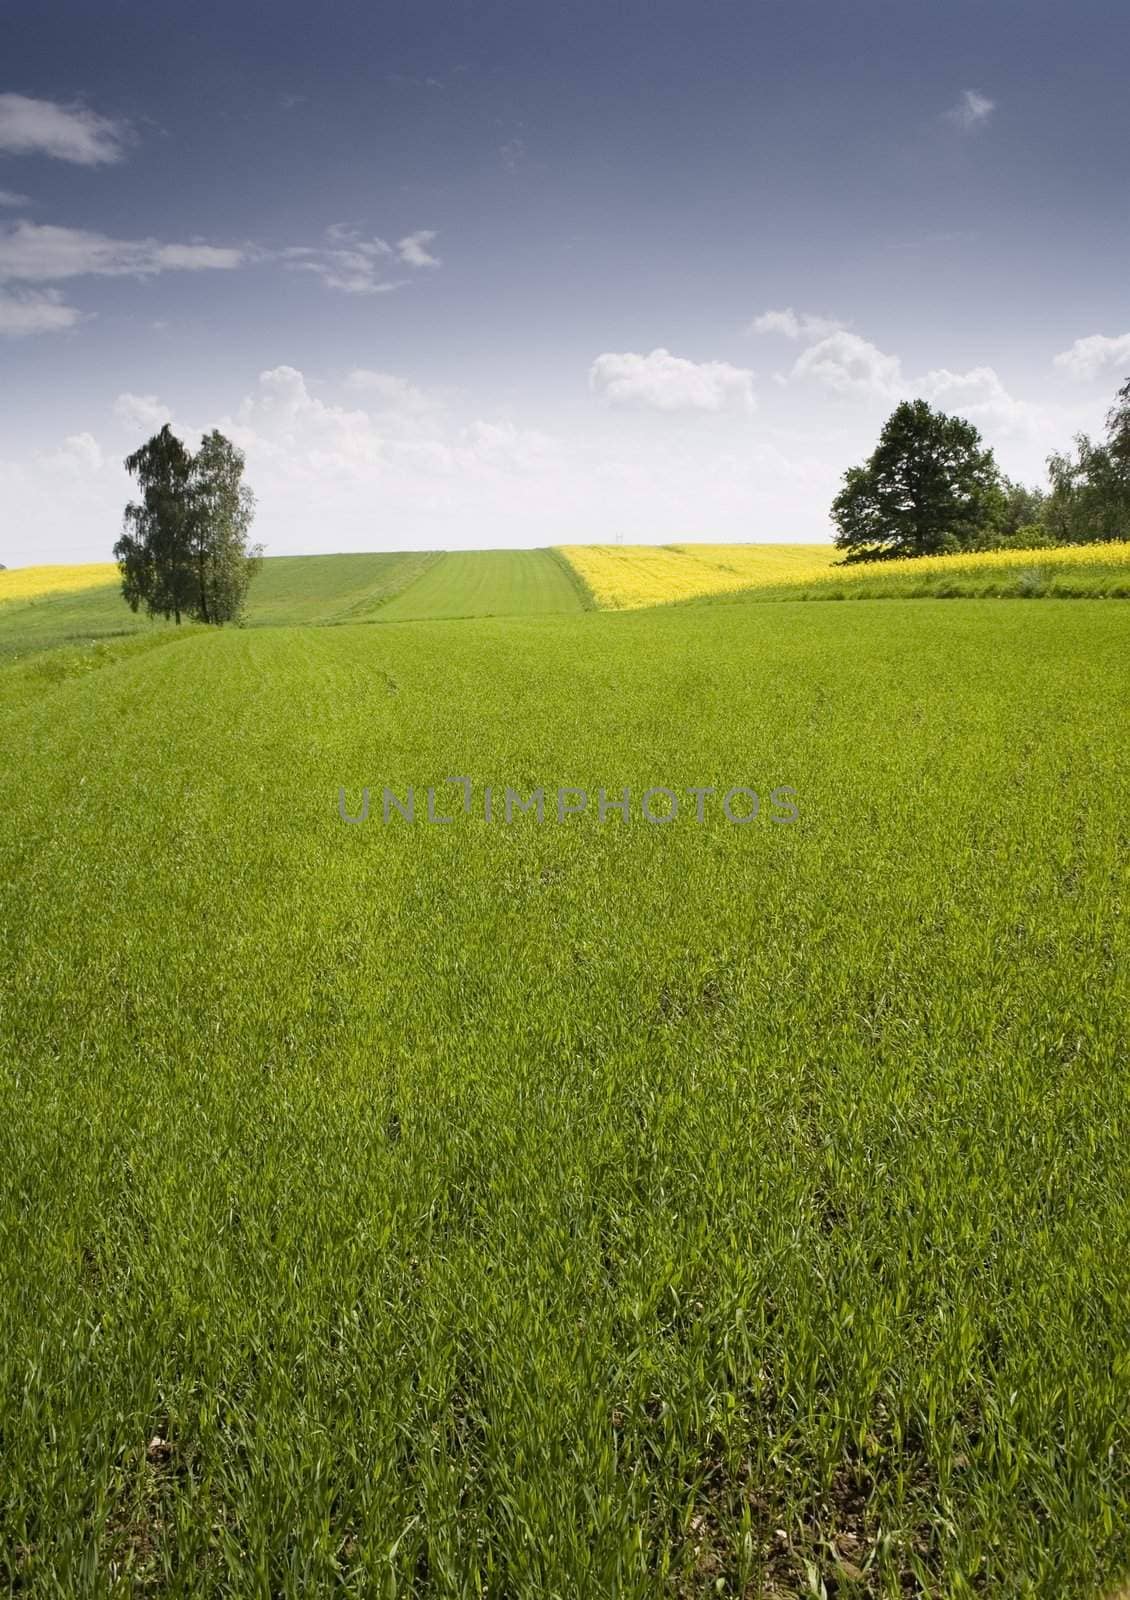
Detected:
left=1, top=0, right=1127, bottom=563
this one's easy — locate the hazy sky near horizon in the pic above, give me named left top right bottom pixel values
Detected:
left=1, top=0, right=1128, bottom=565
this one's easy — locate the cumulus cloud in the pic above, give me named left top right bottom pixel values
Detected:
left=589, top=348, right=755, bottom=413
left=42, top=432, right=104, bottom=473
left=0, top=93, right=129, bottom=165
left=0, top=188, right=30, bottom=207
left=459, top=419, right=558, bottom=473
left=775, top=318, right=1060, bottom=445
left=124, top=364, right=567, bottom=559
left=0, top=425, right=127, bottom=565
left=917, top=365, right=1052, bottom=437
left=748, top=308, right=845, bottom=340
left=1052, top=332, right=1130, bottom=382
left=344, top=369, right=441, bottom=415
left=224, top=365, right=553, bottom=481
left=225, top=365, right=374, bottom=465
left=113, top=392, right=176, bottom=434
left=0, top=285, right=81, bottom=335
left=945, top=89, right=995, bottom=131
left=0, top=221, right=245, bottom=283
left=790, top=331, right=903, bottom=399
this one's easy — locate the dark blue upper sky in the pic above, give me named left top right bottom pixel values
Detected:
left=2, top=0, right=1127, bottom=559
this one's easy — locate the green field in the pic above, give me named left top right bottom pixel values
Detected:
left=0, top=548, right=582, bottom=661
left=0, top=577, right=172, bottom=661
left=376, top=548, right=585, bottom=621
left=5, top=543, right=1127, bottom=668
left=0, top=551, right=443, bottom=660
left=1, top=591, right=1128, bottom=1597
left=240, top=550, right=444, bottom=626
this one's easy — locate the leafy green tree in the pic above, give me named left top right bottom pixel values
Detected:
left=115, top=425, right=196, bottom=624
left=188, top=431, right=261, bottom=624
left=1106, top=376, right=1130, bottom=474
left=831, top=400, right=1005, bottom=562
left=1044, top=376, right=1130, bottom=543
left=998, top=477, right=1046, bottom=538
left=115, top=426, right=260, bottom=624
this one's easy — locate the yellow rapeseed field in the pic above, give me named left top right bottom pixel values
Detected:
left=558, top=540, right=1130, bottom=609
left=0, top=563, right=118, bottom=605
left=557, top=543, right=838, bottom=609
left=796, top=539, right=1130, bottom=588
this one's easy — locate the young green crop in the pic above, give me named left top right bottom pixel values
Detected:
left=239, top=549, right=443, bottom=625
left=0, top=550, right=445, bottom=660
left=0, top=597, right=1127, bottom=1597
left=0, top=549, right=580, bottom=660
left=376, top=548, right=585, bottom=620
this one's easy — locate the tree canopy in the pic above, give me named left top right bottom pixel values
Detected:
left=1044, top=376, right=1130, bottom=544
left=115, top=426, right=260, bottom=625
left=831, top=400, right=1004, bottom=563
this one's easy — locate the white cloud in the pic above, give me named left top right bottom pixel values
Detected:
left=0, top=285, right=81, bottom=336
left=178, top=366, right=573, bottom=557
left=396, top=230, right=440, bottom=268
left=790, top=331, right=903, bottom=399
left=589, top=348, right=755, bottom=413
left=150, top=242, right=247, bottom=271
left=45, top=432, right=103, bottom=473
left=0, top=216, right=441, bottom=324
left=231, top=365, right=373, bottom=458
left=767, top=313, right=1092, bottom=469
left=748, top=308, right=845, bottom=339
left=459, top=419, right=558, bottom=473
left=0, top=93, right=128, bottom=165
left=113, top=393, right=175, bottom=434
left=752, top=315, right=903, bottom=404
left=945, top=89, right=995, bottom=131
left=0, top=427, right=125, bottom=564
left=784, top=326, right=1056, bottom=440
left=325, top=222, right=389, bottom=252
left=1052, top=332, right=1130, bottom=382
left=344, top=369, right=440, bottom=414
left=0, top=188, right=30, bottom=207
left=0, top=221, right=245, bottom=282
left=283, top=225, right=438, bottom=294
left=289, top=260, right=405, bottom=294
left=917, top=365, right=1054, bottom=438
